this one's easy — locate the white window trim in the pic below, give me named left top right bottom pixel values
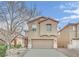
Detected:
left=73, top=26, right=75, bottom=31
left=58, top=32, right=60, bottom=35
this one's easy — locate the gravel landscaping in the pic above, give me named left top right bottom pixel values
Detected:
left=6, top=48, right=28, bottom=57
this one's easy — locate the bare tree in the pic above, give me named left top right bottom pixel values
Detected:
left=0, top=1, right=39, bottom=49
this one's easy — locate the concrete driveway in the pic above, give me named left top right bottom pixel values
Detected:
left=23, top=49, right=67, bottom=57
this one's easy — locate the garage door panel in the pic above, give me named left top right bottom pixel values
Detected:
left=32, top=39, right=53, bottom=48
left=72, top=40, right=79, bottom=48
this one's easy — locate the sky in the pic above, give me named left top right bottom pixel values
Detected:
left=26, top=1, right=79, bottom=30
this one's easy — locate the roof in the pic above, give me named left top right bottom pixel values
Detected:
left=59, top=23, right=79, bottom=32
left=27, top=16, right=59, bottom=24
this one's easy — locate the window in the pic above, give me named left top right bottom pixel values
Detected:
left=32, top=24, right=37, bottom=32
left=46, top=24, right=52, bottom=31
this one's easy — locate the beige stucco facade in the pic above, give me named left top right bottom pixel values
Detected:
left=27, top=16, right=58, bottom=48
left=58, top=23, right=79, bottom=48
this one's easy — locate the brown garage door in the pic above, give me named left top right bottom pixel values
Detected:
left=32, top=39, right=53, bottom=48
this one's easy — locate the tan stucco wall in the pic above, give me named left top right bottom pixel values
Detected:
left=28, top=18, right=58, bottom=40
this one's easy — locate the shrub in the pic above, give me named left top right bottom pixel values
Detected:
left=10, top=45, right=15, bottom=48
left=15, top=44, right=22, bottom=48
left=0, top=44, right=7, bottom=57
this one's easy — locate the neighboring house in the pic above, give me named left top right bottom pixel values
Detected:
left=0, top=36, right=27, bottom=48
left=11, top=36, right=25, bottom=47
left=27, top=16, right=58, bottom=49
left=11, top=34, right=28, bottom=48
left=0, top=28, right=28, bottom=48
left=58, top=23, right=79, bottom=48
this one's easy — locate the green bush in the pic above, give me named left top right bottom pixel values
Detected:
left=0, top=44, right=22, bottom=57
left=0, top=44, right=7, bottom=57
left=15, top=44, right=22, bottom=48
left=10, top=44, right=22, bottom=49
left=10, top=45, right=15, bottom=48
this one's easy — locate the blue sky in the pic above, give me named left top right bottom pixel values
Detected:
left=26, top=1, right=79, bottom=29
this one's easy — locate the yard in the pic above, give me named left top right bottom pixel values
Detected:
left=0, top=44, right=27, bottom=57
left=0, top=44, right=7, bottom=57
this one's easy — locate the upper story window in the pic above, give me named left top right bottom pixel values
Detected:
left=32, top=24, right=37, bottom=32
left=46, top=24, right=52, bottom=31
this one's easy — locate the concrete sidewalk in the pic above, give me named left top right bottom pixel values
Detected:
left=56, top=48, right=79, bottom=57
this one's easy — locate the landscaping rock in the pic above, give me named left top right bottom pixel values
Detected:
left=6, top=48, right=28, bottom=57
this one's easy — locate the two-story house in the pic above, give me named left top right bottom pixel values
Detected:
left=27, top=16, right=58, bottom=49
left=58, top=23, right=79, bottom=48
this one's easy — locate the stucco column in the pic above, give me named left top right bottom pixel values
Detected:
left=21, top=39, right=25, bottom=47
left=68, top=40, right=72, bottom=48
left=68, top=44, right=72, bottom=48
left=53, top=38, right=57, bottom=48
left=28, top=38, right=32, bottom=49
